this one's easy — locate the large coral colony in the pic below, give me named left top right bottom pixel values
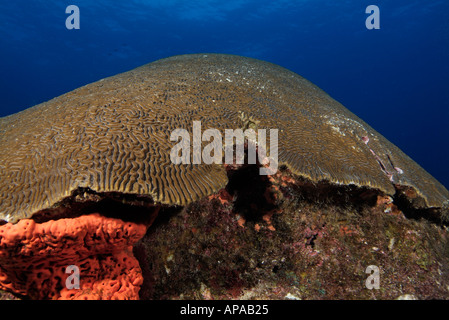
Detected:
left=0, top=54, right=448, bottom=300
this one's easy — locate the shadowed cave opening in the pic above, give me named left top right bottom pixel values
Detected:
left=29, top=188, right=161, bottom=225
left=392, top=186, right=446, bottom=225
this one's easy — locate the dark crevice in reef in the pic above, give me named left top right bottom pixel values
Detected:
left=224, top=163, right=446, bottom=227
left=30, top=188, right=161, bottom=224
left=133, top=162, right=449, bottom=299
left=392, top=185, right=445, bottom=226
left=288, top=180, right=379, bottom=209
left=225, top=164, right=275, bottom=221
left=224, top=163, right=382, bottom=222
left=276, top=172, right=379, bottom=211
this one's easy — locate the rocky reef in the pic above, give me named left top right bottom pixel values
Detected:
left=1, top=164, right=448, bottom=300
left=135, top=165, right=449, bottom=300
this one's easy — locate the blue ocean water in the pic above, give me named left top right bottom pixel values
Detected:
left=0, top=0, right=448, bottom=188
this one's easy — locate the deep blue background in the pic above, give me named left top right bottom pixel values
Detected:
left=0, top=0, right=448, bottom=188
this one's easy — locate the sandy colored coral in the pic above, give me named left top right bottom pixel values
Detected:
left=0, top=213, right=147, bottom=299
left=0, top=54, right=447, bottom=224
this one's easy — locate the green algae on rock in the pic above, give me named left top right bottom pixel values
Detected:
left=0, top=53, right=448, bottom=223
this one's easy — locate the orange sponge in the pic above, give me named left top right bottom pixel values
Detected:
left=0, top=213, right=148, bottom=299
